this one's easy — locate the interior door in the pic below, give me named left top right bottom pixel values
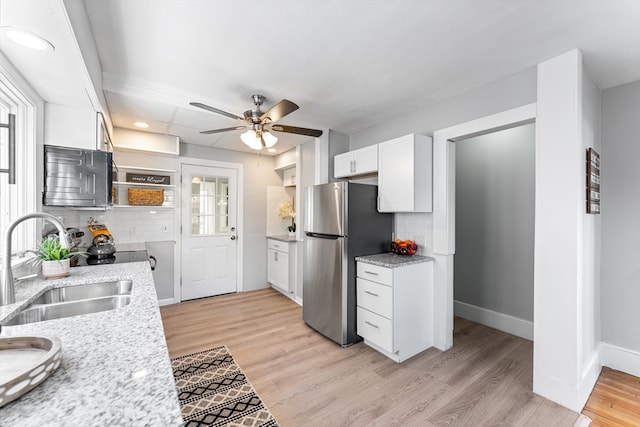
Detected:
left=181, top=164, right=237, bottom=300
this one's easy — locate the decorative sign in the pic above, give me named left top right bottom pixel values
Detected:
left=126, top=173, right=170, bottom=185
left=586, top=148, right=600, bottom=214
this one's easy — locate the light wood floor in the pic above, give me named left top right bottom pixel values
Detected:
left=582, top=367, right=640, bottom=426
left=161, top=288, right=584, bottom=426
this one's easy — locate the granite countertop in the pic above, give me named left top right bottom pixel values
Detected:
left=355, top=252, right=435, bottom=268
left=0, top=263, right=182, bottom=426
left=267, top=234, right=297, bottom=242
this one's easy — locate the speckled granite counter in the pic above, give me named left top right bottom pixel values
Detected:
left=355, top=252, right=434, bottom=268
left=267, top=234, right=297, bottom=242
left=0, top=262, right=182, bottom=426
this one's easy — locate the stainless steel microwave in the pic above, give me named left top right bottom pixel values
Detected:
left=43, top=145, right=113, bottom=207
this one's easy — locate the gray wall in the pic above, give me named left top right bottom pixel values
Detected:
left=600, top=80, right=640, bottom=352
left=180, top=143, right=283, bottom=291
left=454, top=124, right=535, bottom=321
left=350, top=67, right=537, bottom=149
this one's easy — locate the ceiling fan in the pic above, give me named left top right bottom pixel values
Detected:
left=190, top=94, right=323, bottom=150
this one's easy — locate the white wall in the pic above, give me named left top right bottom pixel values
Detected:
left=601, top=80, right=640, bottom=359
left=454, top=124, right=535, bottom=323
left=180, top=143, right=283, bottom=291
left=533, top=50, right=601, bottom=411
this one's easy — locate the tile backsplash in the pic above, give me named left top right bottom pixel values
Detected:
left=43, top=206, right=175, bottom=248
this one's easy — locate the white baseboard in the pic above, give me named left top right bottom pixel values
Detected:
left=454, top=300, right=533, bottom=340
left=600, top=342, right=640, bottom=377
left=158, top=297, right=176, bottom=306
left=573, top=414, right=592, bottom=427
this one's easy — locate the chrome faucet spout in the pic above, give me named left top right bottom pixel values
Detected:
left=1, top=213, right=69, bottom=306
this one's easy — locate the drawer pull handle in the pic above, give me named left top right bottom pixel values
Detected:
left=364, top=270, right=379, bottom=276
left=365, top=321, right=380, bottom=329
left=364, top=290, right=379, bottom=297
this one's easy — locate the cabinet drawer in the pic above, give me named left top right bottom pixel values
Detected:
left=267, top=239, right=289, bottom=253
left=357, top=307, right=394, bottom=353
left=357, top=263, right=392, bottom=285
left=357, top=278, right=393, bottom=319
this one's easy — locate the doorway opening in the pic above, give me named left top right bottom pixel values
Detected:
left=431, top=103, right=536, bottom=351
left=453, top=123, right=535, bottom=340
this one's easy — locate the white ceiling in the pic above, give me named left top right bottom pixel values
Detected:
left=2, top=1, right=640, bottom=155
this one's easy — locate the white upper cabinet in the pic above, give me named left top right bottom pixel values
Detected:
left=112, top=127, right=179, bottom=156
left=378, top=133, right=432, bottom=212
left=334, top=145, right=378, bottom=178
left=44, top=104, right=111, bottom=151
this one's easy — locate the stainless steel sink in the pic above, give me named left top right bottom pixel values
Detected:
left=1, top=280, right=133, bottom=326
left=3, top=295, right=131, bottom=325
left=31, top=280, right=133, bottom=304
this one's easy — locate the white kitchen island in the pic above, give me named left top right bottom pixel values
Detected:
left=0, top=262, right=182, bottom=426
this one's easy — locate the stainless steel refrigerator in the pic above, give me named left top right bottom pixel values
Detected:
left=303, top=182, right=393, bottom=346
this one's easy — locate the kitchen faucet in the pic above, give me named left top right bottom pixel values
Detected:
left=1, top=213, right=69, bottom=306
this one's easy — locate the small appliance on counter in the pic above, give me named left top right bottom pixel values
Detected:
left=86, top=234, right=116, bottom=265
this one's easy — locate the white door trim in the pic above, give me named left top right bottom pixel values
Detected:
left=432, top=102, right=536, bottom=351
left=178, top=156, right=244, bottom=301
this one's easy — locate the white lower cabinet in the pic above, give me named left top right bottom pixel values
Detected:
left=267, top=239, right=295, bottom=294
left=356, top=258, right=433, bottom=362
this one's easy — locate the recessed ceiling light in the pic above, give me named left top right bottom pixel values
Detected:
left=267, top=148, right=277, bottom=153
left=134, top=122, right=149, bottom=128
left=3, top=27, right=55, bottom=52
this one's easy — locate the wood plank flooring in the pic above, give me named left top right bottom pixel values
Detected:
left=582, top=367, right=640, bottom=427
left=161, top=288, right=583, bottom=427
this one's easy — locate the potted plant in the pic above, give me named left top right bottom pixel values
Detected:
left=31, top=237, right=76, bottom=279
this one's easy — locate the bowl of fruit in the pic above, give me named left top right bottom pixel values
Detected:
left=390, top=239, right=418, bottom=256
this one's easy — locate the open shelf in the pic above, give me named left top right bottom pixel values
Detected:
left=113, top=181, right=176, bottom=189
left=116, top=165, right=177, bottom=174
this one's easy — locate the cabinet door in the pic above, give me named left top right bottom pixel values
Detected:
left=277, top=251, right=290, bottom=291
left=378, top=134, right=432, bottom=213
left=268, top=248, right=290, bottom=292
left=378, top=135, right=414, bottom=212
left=334, top=152, right=354, bottom=178
left=267, top=248, right=278, bottom=286
left=354, top=145, right=378, bottom=175
left=45, top=104, right=99, bottom=151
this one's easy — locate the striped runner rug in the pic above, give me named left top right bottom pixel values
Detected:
left=171, top=345, right=279, bottom=427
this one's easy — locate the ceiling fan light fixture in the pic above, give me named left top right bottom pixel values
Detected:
left=262, top=130, right=278, bottom=148
left=241, top=129, right=263, bottom=150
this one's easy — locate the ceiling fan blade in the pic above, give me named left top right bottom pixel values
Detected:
left=190, top=102, right=244, bottom=121
left=271, top=124, right=323, bottom=137
left=260, top=99, right=299, bottom=123
left=200, top=125, right=247, bottom=135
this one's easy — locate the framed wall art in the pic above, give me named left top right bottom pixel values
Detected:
left=586, top=147, right=600, bottom=214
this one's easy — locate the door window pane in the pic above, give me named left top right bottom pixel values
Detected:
left=190, top=175, right=229, bottom=236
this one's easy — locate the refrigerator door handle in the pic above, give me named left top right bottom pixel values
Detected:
left=305, top=232, right=342, bottom=240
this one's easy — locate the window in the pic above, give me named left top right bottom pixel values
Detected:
left=0, top=58, right=39, bottom=254
left=190, top=175, right=229, bottom=236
